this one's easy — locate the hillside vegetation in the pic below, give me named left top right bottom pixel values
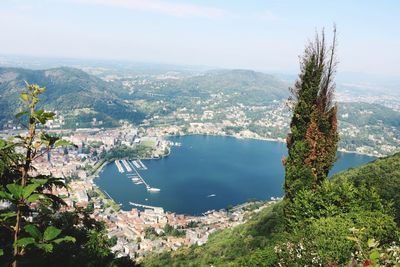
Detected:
left=144, top=153, right=400, bottom=266
left=332, top=152, right=400, bottom=222
left=0, top=67, right=144, bottom=126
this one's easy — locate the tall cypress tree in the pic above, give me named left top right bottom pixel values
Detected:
left=283, top=27, right=339, bottom=204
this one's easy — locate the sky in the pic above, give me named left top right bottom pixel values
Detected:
left=0, top=0, right=399, bottom=76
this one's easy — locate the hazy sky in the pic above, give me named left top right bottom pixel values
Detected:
left=0, top=0, right=399, bottom=76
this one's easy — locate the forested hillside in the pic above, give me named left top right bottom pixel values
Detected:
left=332, top=152, right=400, bottom=222
left=0, top=67, right=144, bottom=126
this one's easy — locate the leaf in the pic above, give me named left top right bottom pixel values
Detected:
left=0, top=141, right=14, bottom=150
left=26, top=193, right=42, bottom=203
left=0, top=191, right=13, bottom=201
left=20, top=93, right=29, bottom=102
left=22, top=183, right=40, bottom=199
left=16, top=237, right=35, bottom=247
left=369, top=250, right=380, bottom=261
left=35, top=243, right=53, bottom=253
left=44, top=112, right=55, bottom=120
left=43, top=226, right=61, bottom=241
left=52, top=236, right=76, bottom=244
left=0, top=248, right=3, bottom=256
left=15, top=111, right=28, bottom=119
left=346, top=236, right=358, bottom=242
left=6, top=184, right=23, bottom=199
left=0, top=211, right=16, bottom=221
left=367, top=238, right=377, bottom=248
left=24, top=224, right=42, bottom=240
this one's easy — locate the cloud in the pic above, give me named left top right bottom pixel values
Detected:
left=72, top=0, right=226, bottom=19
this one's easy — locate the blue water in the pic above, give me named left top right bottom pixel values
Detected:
left=95, top=135, right=375, bottom=215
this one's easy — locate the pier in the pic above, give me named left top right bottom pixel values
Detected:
left=121, top=159, right=132, bottom=172
left=131, top=160, right=147, bottom=170
left=131, top=160, right=140, bottom=169
left=137, top=160, right=147, bottom=170
left=128, top=161, right=160, bottom=192
left=115, top=160, right=124, bottom=173
left=129, top=202, right=163, bottom=212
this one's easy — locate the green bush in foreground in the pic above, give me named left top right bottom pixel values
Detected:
left=276, top=211, right=398, bottom=266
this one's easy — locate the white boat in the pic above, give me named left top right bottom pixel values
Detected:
left=207, top=194, right=216, bottom=198
left=147, top=187, right=160, bottom=192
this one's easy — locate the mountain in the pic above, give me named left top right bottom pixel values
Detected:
left=190, top=69, right=288, bottom=96
left=143, top=153, right=400, bottom=266
left=340, top=102, right=400, bottom=127
left=0, top=67, right=144, bottom=126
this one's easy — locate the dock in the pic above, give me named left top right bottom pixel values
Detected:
left=137, top=160, right=147, bottom=170
left=129, top=202, right=163, bottom=212
left=115, top=160, right=124, bottom=173
left=128, top=161, right=160, bottom=192
left=121, top=159, right=132, bottom=172
left=131, top=160, right=141, bottom=169
left=130, top=160, right=147, bottom=170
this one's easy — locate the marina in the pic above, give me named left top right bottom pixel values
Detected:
left=115, top=159, right=160, bottom=193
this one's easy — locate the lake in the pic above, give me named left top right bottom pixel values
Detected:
left=95, top=135, right=375, bottom=215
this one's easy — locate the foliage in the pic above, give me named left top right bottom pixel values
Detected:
left=286, top=178, right=386, bottom=228
left=0, top=83, right=76, bottom=266
left=284, top=27, right=339, bottom=205
left=103, top=144, right=153, bottom=161
left=276, top=211, right=398, bottom=266
left=347, top=228, right=400, bottom=266
left=144, top=227, right=158, bottom=240
left=332, top=152, right=400, bottom=223
left=162, top=224, right=185, bottom=238
left=16, top=207, right=133, bottom=267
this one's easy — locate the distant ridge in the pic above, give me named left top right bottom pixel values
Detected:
left=0, top=66, right=144, bottom=125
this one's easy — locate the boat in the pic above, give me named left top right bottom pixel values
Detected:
left=135, top=181, right=143, bottom=185
left=207, top=194, right=216, bottom=198
left=147, top=187, right=160, bottom=192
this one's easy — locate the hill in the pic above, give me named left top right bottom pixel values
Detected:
left=143, top=153, right=400, bottom=266
left=187, top=69, right=288, bottom=99
left=340, top=102, right=400, bottom=128
left=0, top=67, right=144, bottom=127
left=332, top=152, right=400, bottom=222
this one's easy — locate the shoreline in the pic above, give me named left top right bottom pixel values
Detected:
left=162, top=132, right=381, bottom=158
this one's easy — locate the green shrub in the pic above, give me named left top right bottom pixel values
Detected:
left=286, top=178, right=386, bottom=228
left=276, top=211, right=399, bottom=266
